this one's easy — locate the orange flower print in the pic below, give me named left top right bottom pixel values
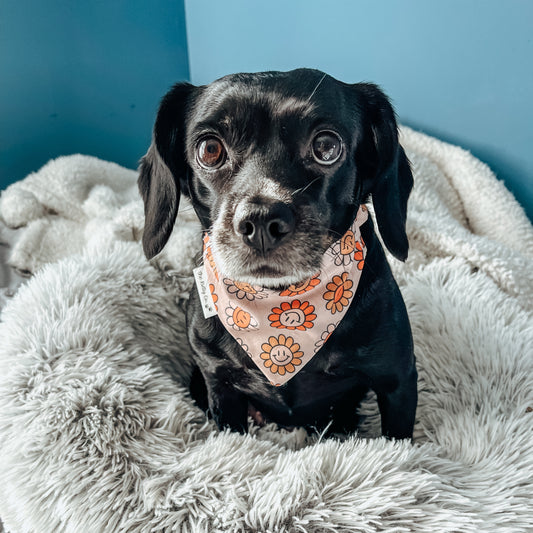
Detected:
left=235, top=337, right=249, bottom=355
left=205, top=246, right=219, bottom=280
left=279, top=275, right=320, bottom=297
left=225, top=302, right=258, bottom=331
left=314, top=322, right=339, bottom=351
left=209, top=284, right=218, bottom=311
left=268, top=300, right=316, bottom=331
left=223, top=279, right=267, bottom=301
left=260, top=335, right=303, bottom=376
left=354, top=241, right=365, bottom=271
left=331, top=229, right=356, bottom=266
left=203, top=235, right=219, bottom=279
left=323, top=272, right=353, bottom=314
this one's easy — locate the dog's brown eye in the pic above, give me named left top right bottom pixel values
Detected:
left=197, top=137, right=226, bottom=169
left=312, top=131, right=342, bottom=165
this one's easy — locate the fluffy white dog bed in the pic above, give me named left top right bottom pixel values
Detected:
left=0, top=127, right=532, bottom=532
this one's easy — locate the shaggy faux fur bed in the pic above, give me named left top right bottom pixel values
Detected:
left=0, top=127, right=532, bottom=532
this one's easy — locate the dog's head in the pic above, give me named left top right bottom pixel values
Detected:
left=139, top=69, right=413, bottom=287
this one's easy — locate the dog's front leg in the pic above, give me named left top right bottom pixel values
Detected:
left=203, top=369, right=249, bottom=433
left=375, top=366, right=418, bottom=440
left=188, top=307, right=250, bottom=433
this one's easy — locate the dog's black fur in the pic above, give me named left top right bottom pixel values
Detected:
left=139, top=69, right=417, bottom=439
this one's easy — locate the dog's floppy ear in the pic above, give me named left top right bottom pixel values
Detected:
left=353, top=83, right=413, bottom=261
left=138, top=82, right=196, bottom=259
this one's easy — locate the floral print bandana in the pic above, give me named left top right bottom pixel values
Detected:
left=200, top=205, right=369, bottom=386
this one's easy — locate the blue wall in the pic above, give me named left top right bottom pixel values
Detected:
left=2, top=1, right=532, bottom=221
left=0, top=0, right=189, bottom=188
left=185, top=0, right=533, bottom=221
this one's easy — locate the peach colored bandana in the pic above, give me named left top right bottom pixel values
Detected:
left=201, top=205, right=369, bottom=386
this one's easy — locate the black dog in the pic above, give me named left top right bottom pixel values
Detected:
left=139, top=69, right=417, bottom=439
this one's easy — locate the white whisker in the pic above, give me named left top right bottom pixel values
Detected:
left=291, top=175, right=322, bottom=197
left=307, top=73, right=327, bottom=102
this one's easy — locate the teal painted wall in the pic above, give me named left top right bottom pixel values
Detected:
left=2, top=1, right=532, bottom=221
left=185, top=0, right=533, bottom=220
left=0, top=0, right=189, bottom=188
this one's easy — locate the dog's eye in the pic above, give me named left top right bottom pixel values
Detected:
left=197, top=137, right=226, bottom=169
left=312, top=131, right=342, bottom=165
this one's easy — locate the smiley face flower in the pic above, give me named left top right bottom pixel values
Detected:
left=323, top=272, right=353, bottom=314
left=209, top=283, right=218, bottom=311
left=205, top=247, right=219, bottom=280
left=268, top=300, right=316, bottom=331
left=225, top=302, right=258, bottom=330
left=331, top=229, right=356, bottom=266
left=223, top=278, right=267, bottom=301
left=235, top=337, right=250, bottom=355
left=354, top=240, right=365, bottom=271
left=260, top=335, right=303, bottom=376
left=314, top=322, right=339, bottom=351
left=203, top=234, right=219, bottom=279
left=279, top=275, right=320, bottom=297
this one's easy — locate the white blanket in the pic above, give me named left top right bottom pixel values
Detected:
left=0, top=127, right=531, bottom=532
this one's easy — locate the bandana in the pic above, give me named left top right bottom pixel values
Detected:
left=196, top=205, right=369, bottom=386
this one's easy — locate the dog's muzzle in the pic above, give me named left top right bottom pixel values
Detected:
left=233, top=200, right=295, bottom=254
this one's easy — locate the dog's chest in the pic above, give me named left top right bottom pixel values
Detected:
left=234, top=341, right=360, bottom=410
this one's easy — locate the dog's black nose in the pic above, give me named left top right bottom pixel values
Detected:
left=235, top=201, right=295, bottom=253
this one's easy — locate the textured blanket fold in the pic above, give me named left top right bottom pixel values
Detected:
left=0, top=126, right=531, bottom=532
